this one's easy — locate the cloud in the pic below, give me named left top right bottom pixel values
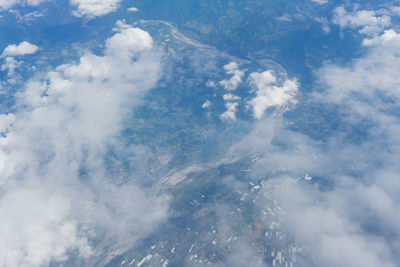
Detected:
left=222, top=93, right=240, bottom=101
left=0, top=187, right=92, bottom=266
left=0, top=0, right=48, bottom=10
left=2, top=4, right=399, bottom=266
left=0, top=41, right=37, bottom=79
left=1, top=57, right=21, bottom=76
left=0, top=24, right=167, bottom=266
left=312, top=0, right=328, bottom=4
left=248, top=70, right=298, bottom=119
left=299, top=31, right=400, bottom=266
left=220, top=94, right=241, bottom=120
left=0, top=113, right=15, bottom=133
left=389, top=6, right=400, bottom=16
left=202, top=100, right=211, bottom=109
left=70, top=0, right=121, bottom=18
left=271, top=178, right=397, bottom=267
left=219, top=62, right=245, bottom=91
left=0, top=0, right=19, bottom=9
left=316, top=29, right=400, bottom=104
left=333, top=6, right=391, bottom=36
left=9, top=9, right=44, bottom=22
left=0, top=0, right=120, bottom=17
left=220, top=102, right=238, bottom=120
left=227, top=114, right=400, bottom=266
left=127, top=7, right=138, bottom=12
left=1, top=41, right=39, bottom=57
left=221, top=11, right=400, bottom=267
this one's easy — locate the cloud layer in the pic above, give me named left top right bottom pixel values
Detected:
left=0, top=24, right=167, bottom=266
left=227, top=12, right=400, bottom=266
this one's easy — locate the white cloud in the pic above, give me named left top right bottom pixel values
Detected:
left=217, top=62, right=247, bottom=120
left=229, top=115, right=400, bottom=266
left=263, top=24, right=400, bottom=267
left=0, top=0, right=121, bottom=17
left=248, top=70, right=298, bottom=119
left=312, top=0, right=328, bottom=4
left=222, top=93, right=240, bottom=101
left=0, top=24, right=167, bottom=266
left=333, top=6, right=391, bottom=36
left=316, top=29, right=400, bottom=103
left=105, top=26, right=153, bottom=57
left=362, top=28, right=400, bottom=46
left=127, top=7, right=138, bottom=12
left=1, top=41, right=39, bottom=57
left=202, top=100, right=211, bottom=108
left=0, top=0, right=19, bottom=9
left=219, top=61, right=245, bottom=91
left=220, top=102, right=238, bottom=120
left=389, top=6, right=400, bottom=16
left=9, top=9, right=44, bottom=22
left=70, top=0, right=121, bottom=17
left=0, top=0, right=47, bottom=10
left=272, top=178, right=398, bottom=267
left=0, top=113, right=15, bottom=133
left=0, top=187, right=92, bottom=266
left=1, top=57, right=21, bottom=76
left=314, top=16, right=331, bottom=33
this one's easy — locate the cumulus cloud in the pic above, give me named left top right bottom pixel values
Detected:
left=1, top=57, right=21, bottom=76
left=202, top=100, right=211, bottom=108
left=1, top=41, right=38, bottom=78
left=222, top=93, right=240, bottom=101
left=220, top=102, right=238, bottom=120
left=219, top=62, right=245, bottom=91
left=0, top=24, right=167, bottom=266
left=220, top=94, right=241, bottom=120
left=70, top=0, right=121, bottom=17
left=333, top=6, right=391, bottom=36
left=1, top=41, right=39, bottom=57
left=248, top=70, right=298, bottom=119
